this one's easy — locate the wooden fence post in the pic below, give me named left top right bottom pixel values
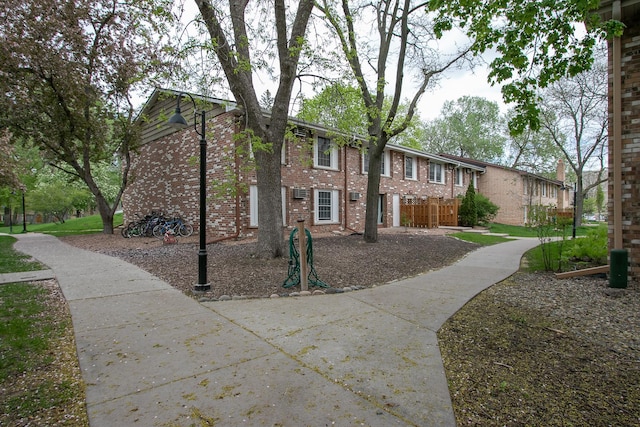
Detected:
left=297, top=219, right=308, bottom=291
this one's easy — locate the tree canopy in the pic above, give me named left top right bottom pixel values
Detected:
left=0, top=0, right=175, bottom=233
left=428, top=0, right=624, bottom=134
left=423, top=96, right=506, bottom=163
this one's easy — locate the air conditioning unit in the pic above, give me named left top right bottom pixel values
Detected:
left=293, top=127, right=307, bottom=137
left=349, top=192, right=361, bottom=201
left=292, top=188, right=308, bottom=199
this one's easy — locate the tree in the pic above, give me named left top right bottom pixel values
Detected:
left=316, top=0, right=474, bottom=242
left=194, top=0, right=315, bottom=258
left=503, top=110, right=563, bottom=174
left=595, top=184, right=605, bottom=221
left=539, top=54, right=608, bottom=227
left=423, top=96, right=506, bottom=162
left=0, top=0, right=174, bottom=234
left=459, top=182, right=477, bottom=227
left=298, top=83, right=425, bottom=150
left=0, top=130, right=24, bottom=190
left=428, top=0, right=624, bottom=135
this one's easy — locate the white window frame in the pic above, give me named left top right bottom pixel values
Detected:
left=314, top=136, right=338, bottom=170
left=249, top=185, right=287, bottom=227
left=314, top=189, right=340, bottom=224
left=405, top=156, right=416, bottom=180
left=363, top=149, right=391, bottom=177
left=454, top=168, right=463, bottom=186
left=429, top=162, right=445, bottom=184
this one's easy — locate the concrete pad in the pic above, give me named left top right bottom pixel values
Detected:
left=88, top=353, right=407, bottom=426
left=68, top=289, right=212, bottom=332
left=0, top=269, right=55, bottom=284
left=75, top=311, right=278, bottom=405
left=206, top=295, right=379, bottom=339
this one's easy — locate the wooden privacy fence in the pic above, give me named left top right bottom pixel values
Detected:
left=400, top=197, right=460, bottom=228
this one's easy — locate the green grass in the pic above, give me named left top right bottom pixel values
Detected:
left=0, top=232, right=87, bottom=425
left=489, top=222, right=600, bottom=238
left=452, top=232, right=513, bottom=245
left=0, top=212, right=123, bottom=236
left=523, top=239, right=579, bottom=272
left=0, top=236, right=45, bottom=273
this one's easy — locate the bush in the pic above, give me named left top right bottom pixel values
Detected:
left=459, top=182, right=477, bottom=227
left=475, top=194, right=499, bottom=225
left=568, top=226, right=608, bottom=264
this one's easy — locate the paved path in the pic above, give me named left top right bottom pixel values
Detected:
left=6, top=232, right=539, bottom=426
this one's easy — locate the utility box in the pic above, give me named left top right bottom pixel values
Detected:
left=609, top=249, right=628, bottom=289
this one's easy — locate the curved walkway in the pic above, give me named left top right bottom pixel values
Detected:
left=7, top=232, right=539, bottom=426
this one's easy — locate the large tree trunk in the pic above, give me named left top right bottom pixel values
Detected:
left=363, top=144, right=384, bottom=243
left=254, top=147, right=285, bottom=257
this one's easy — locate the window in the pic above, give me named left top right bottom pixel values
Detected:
left=405, top=156, right=416, bottom=180
left=249, top=186, right=287, bottom=227
left=455, top=168, right=463, bottom=186
left=314, top=136, right=337, bottom=169
left=314, top=189, right=340, bottom=224
left=363, top=149, right=390, bottom=177
left=429, top=162, right=444, bottom=184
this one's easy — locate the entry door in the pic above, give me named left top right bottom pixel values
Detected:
left=392, top=194, right=400, bottom=227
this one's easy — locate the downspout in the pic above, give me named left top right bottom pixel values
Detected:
left=612, top=0, right=623, bottom=249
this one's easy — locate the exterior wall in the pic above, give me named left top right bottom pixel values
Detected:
left=275, top=135, right=471, bottom=234
left=123, top=111, right=242, bottom=237
left=608, top=15, right=640, bottom=281
left=123, top=106, right=477, bottom=239
left=478, top=166, right=562, bottom=226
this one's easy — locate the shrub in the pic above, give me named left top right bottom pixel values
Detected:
left=475, top=194, right=499, bottom=225
left=459, top=182, right=477, bottom=227
left=568, top=226, right=608, bottom=264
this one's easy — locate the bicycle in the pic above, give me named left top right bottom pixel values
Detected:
left=152, top=216, right=193, bottom=238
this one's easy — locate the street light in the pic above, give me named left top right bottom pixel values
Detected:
left=168, top=92, right=211, bottom=292
left=22, top=191, right=27, bottom=233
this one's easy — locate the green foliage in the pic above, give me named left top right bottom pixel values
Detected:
left=423, top=96, right=506, bottom=162
left=428, top=0, right=624, bottom=134
left=475, top=193, right=499, bottom=225
left=568, top=226, right=608, bottom=265
left=459, top=182, right=478, bottom=227
left=526, top=204, right=571, bottom=271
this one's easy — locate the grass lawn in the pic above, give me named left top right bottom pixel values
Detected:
left=0, top=212, right=123, bottom=236
left=0, top=236, right=88, bottom=426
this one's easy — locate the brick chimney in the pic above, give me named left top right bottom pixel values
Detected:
left=556, top=159, right=566, bottom=208
left=556, top=159, right=565, bottom=182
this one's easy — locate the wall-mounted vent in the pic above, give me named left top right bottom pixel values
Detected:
left=293, top=127, right=307, bottom=137
left=349, top=192, right=361, bottom=201
left=292, top=188, right=308, bottom=199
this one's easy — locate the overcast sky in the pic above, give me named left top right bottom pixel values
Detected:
left=416, top=66, right=507, bottom=121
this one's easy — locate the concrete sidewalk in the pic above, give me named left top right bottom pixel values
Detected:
left=9, top=232, right=539, bottom=426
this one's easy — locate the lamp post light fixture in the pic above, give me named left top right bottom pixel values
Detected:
left=168, top=92, right=210, bottom=292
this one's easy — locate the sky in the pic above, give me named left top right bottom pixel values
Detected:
left=171, top=2, right=509, bottom=124
left=416, top=66, right=506, bottom=121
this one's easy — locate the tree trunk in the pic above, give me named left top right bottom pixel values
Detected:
left=363, top=147, right=383, bottom=243
left=255, top=148, right=285, bottom=257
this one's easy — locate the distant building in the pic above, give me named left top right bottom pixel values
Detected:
left=440, top=155, right=571, bottom=226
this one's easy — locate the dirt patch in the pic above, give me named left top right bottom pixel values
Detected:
left=60, top=228, right=476, bottom=299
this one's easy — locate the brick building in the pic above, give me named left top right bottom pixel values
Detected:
left=599, top=0, right=640, bottom=282
left=123, top=89, right=484, bottom=239
left=440, top=155, right=571, bottom=226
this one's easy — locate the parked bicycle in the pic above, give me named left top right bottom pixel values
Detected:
left=152, top=216, right=193, bottom=238
left=121, top=211, right=166, bottom=238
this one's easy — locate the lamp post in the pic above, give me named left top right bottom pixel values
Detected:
left=22, top=191, right=27, bottom=233
left=168, top=92, right=210, bottom=292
